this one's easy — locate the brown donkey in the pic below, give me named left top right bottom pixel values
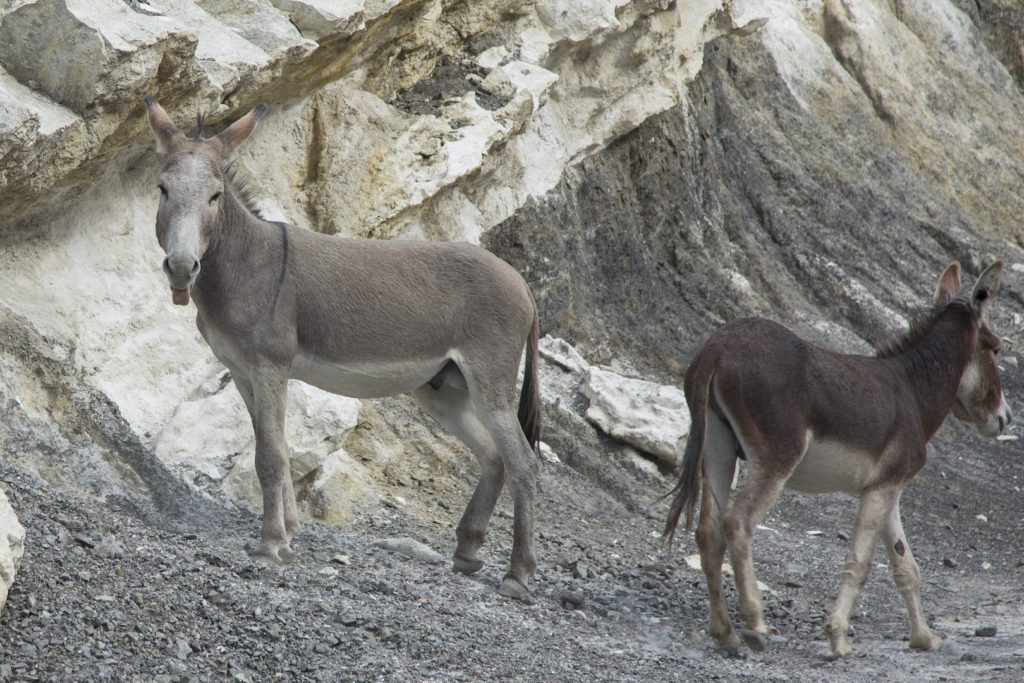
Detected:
left=144, top=99, right=541, bottom=599
left=664, top=261, right=1012, bottom=657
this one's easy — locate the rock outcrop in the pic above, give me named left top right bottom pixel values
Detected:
left=0, top=487, right=25, bottom=614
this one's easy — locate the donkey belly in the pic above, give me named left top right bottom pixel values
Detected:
left=785, top=438, right=876, bottom=495
left=291, top=352, right=447, bottom=399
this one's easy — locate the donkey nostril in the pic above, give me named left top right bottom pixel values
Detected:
left=190, top=260, right=201, bottom=276
left=162, top=257, right=172, bottom=276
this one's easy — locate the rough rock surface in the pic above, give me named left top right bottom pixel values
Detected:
left=1, top=0, right=1023, bottom=680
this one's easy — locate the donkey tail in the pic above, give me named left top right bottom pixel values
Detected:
left=662, top=365, right=713, bottom=547
left=517, top=298, right=541, bottom=453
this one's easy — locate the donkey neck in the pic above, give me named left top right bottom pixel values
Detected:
left=192, top=181, right=283, bottom=320
left=884, top=306, right=974, bottom=438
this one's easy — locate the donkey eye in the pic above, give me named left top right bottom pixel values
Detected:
left=993, top=347, right=1001, bottom=356
left=158, top=184, right=168, bottom=197
left=209, top=191, right=222, bottom=204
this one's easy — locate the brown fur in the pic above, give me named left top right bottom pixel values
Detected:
left=664, top=261, right=1011, bottom=658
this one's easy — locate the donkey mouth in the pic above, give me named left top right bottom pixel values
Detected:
left=171, top=287, right=191, bottom=306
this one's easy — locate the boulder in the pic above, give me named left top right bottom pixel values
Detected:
left=0, top=488, right=26, bottom=614
left=582, top=367, right=690, bottom=467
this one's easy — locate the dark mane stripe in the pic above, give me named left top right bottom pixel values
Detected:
left=874, top=297, right=972, bottom=358
left=222, top=163, right=267, bottom=220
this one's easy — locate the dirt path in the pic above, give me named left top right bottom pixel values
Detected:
left=1, top=402, right=1022, bottom=682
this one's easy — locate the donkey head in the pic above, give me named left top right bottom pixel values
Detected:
left=935, top=260, right=1013, bottom=437
left=145, top=97, right=267, bottom=305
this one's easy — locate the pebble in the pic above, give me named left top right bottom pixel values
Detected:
left=175, top=638, right=193, bottom=660
left=943, top=558, right=958, bottom=568
left=975, top=626, right=997, bottom=637
left=73, top=534, right=96, bottom=548
left=95, top=536, right=125, bottom=559
left=559, top=591, right=585, bottom=609
left=372, top=538, right=444, bottom=564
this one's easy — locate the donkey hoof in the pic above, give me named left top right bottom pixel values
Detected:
left=910, top=632, right=943, bottom=652
left=826, top=642, right=852, bottom=660
left=278, top=546, right=297, bottom=564
left=452, top=557, right=484, bottom=575
left=498, top=576, right=532, bottom=602
left=246, top=542, right=286, bottom=566
left=740, top=629, right=768, bottom=652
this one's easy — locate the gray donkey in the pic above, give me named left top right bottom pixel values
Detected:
left=145, top=98, right=541, bottom=599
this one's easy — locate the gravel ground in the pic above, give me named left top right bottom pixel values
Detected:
left=1, top=365, right=1023, bottom=683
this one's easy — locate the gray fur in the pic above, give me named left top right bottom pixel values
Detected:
left=145, top=99, right=541, bottom=598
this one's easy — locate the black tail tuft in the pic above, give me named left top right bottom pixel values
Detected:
left=517, top=301, right=541, bottom=452
left=661, top=369, right=712, bottom=547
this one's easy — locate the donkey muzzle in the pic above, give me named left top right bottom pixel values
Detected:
left=162, top=255, right=200, bottom=306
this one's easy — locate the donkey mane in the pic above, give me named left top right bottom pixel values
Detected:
left=874, top=298, right=972, bottom=358
left=222, top=164, right=267, bottom=221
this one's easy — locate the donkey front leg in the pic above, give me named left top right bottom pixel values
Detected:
left=247, top=369, right=296, bottom=564
left=826, top=488, right=895, bottom=658
left=233, top=370, right=300, bottom=545
left=881, top=496, right=942, bottom=652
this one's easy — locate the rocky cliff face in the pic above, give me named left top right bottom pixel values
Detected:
left=1, top=0, right=754, bottom=531
left=1, top=0, right=1023, bottom=679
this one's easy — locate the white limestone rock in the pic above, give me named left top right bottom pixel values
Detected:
left=480, top=60, right=559, bottom=112
left=268, top=0, right=364, bottom=40
left=538, top=441, right=561, bottom=464
left=0, top=488, right=26, bottom=615
left=518, top=27, right=554, bottom=63
left=582, top=367, right=690, bottom=466
left=372, top=537, right=445, bottom=564
left=476, top=45, right=509, bottom=70
left=538, top=335, right=590, bottom=375
left=536, top=0, right=626, bottom=43
left=152, top=0, right=272, bottom=95
left=194, top=0, right=315, bottom=57
left=154, top=377, right=370, bottom=519
left=0, top=0, right=193, bottom=110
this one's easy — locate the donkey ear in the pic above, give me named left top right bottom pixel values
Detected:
left=971, top=260, right=1004, bottom=317
left=213, top=103, right=269, bottom=156
left=144, top=96, right=183, bottom=154
left=934, top=261, right=962, bottom=306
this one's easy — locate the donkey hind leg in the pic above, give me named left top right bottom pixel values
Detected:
left=697, top=411, right=741, bottom=652
left=412, top=383, right=502, bottom=576
left=826, top=487, right=896, bottom=658
left=723, top=431, right=809, bottom=652
left=233, top=371, right=299, bottom=548
left=468, top=383, right=536, bottom=600
left=881, top=495, right=942, bottom=652
left=246, top=369, right=295, bottom=564
left=491, top=408, right=538, bottom=601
